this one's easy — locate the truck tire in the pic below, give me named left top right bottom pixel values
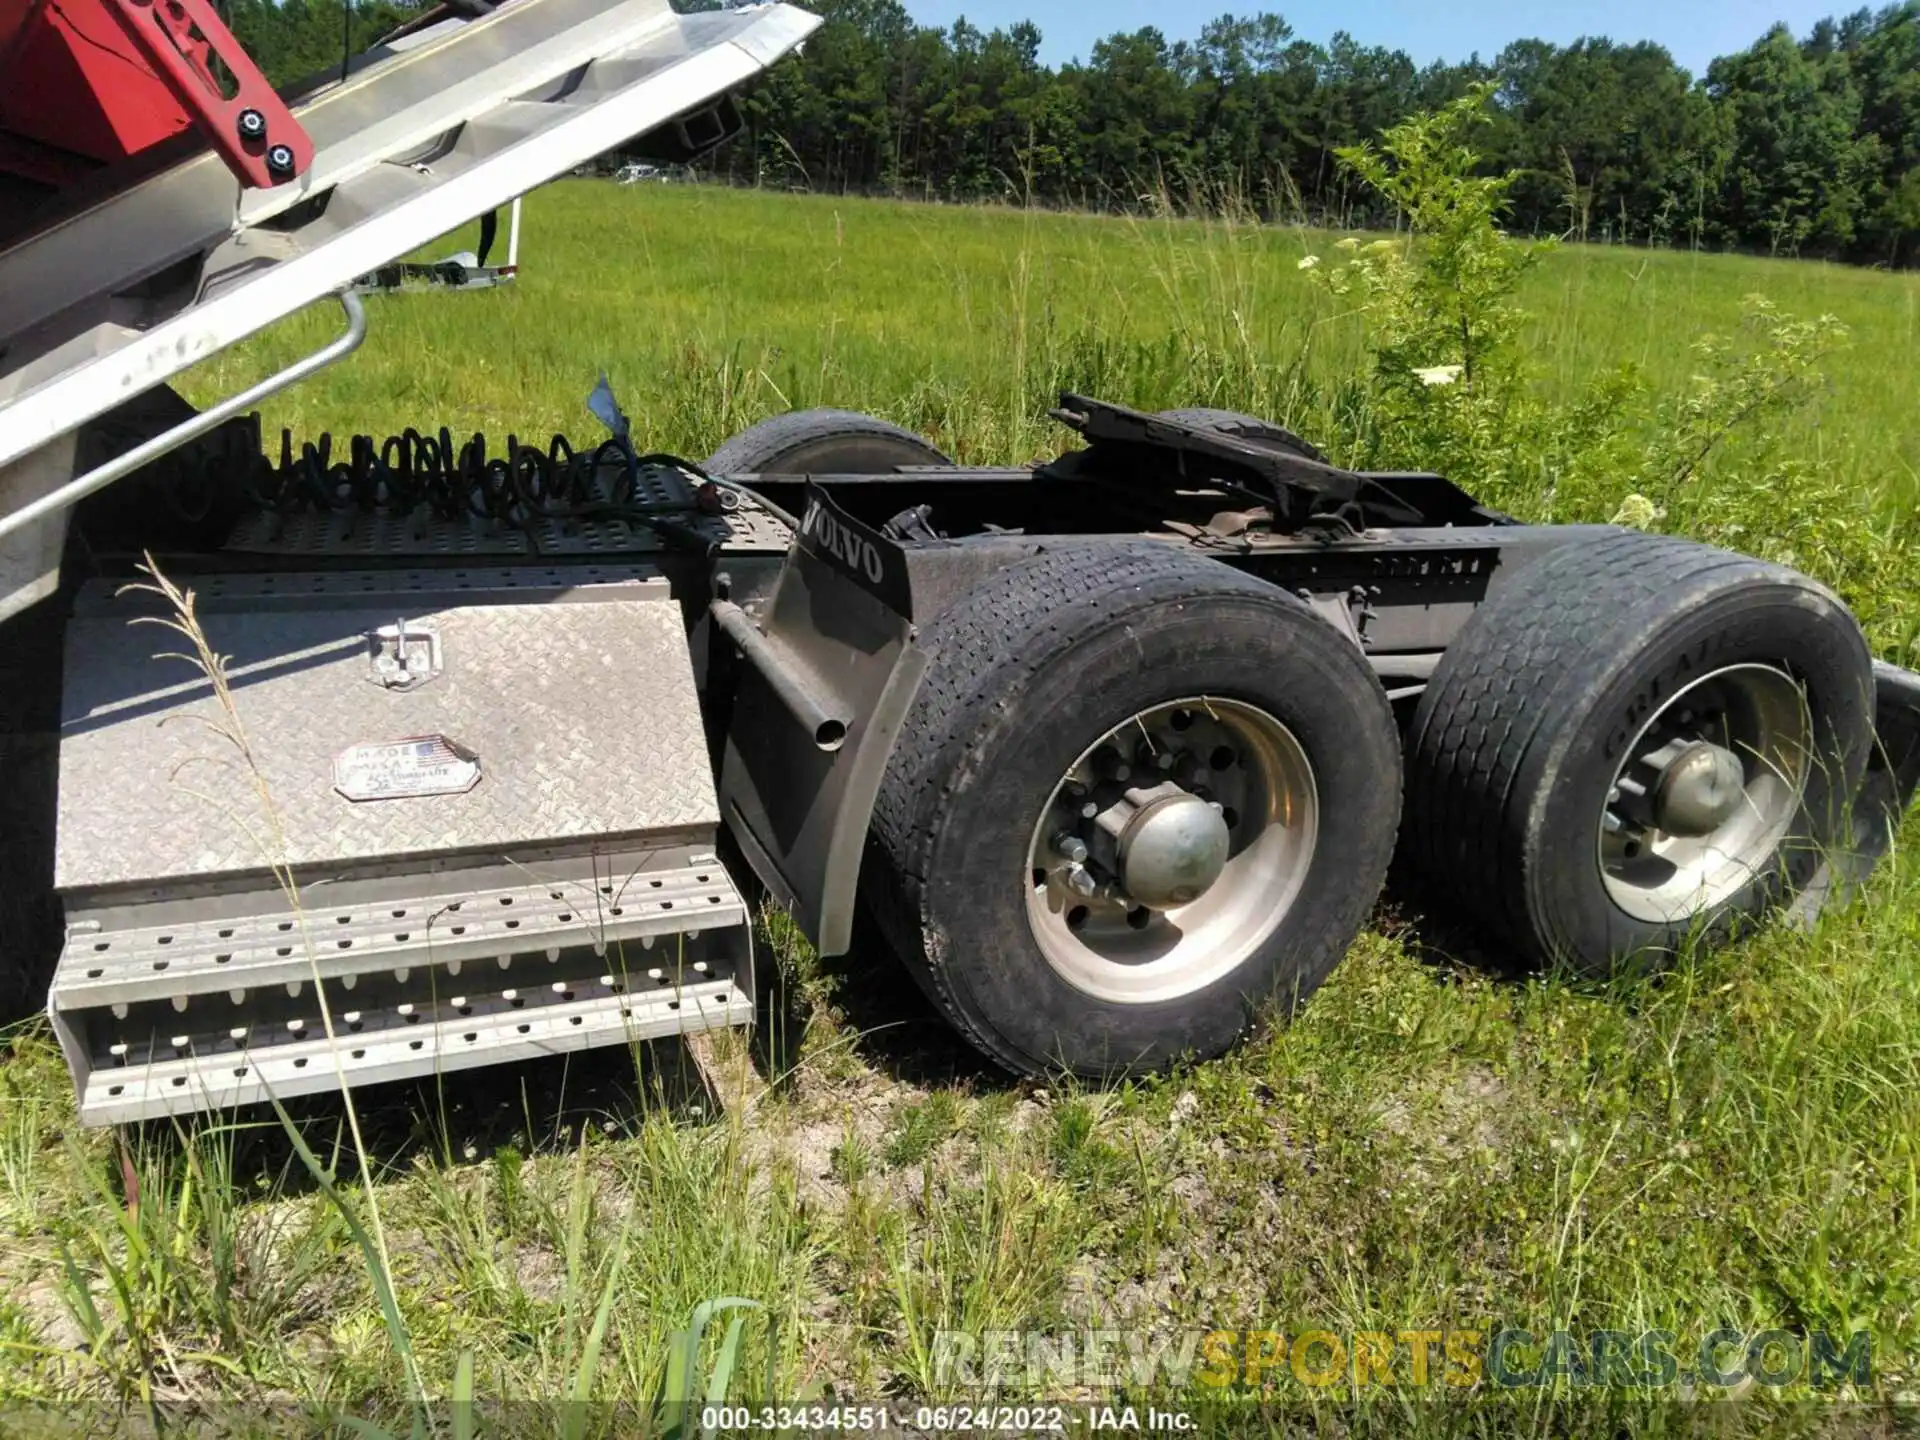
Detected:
left=705, top=409, right=950, bottom=475
left=1404, top=529, right=1875, bottom=976
left=1156, top=407, right=1328, bottom=463
left=861, top=541, right=1401, bottom=1079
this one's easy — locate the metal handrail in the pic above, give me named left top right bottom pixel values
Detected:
left=0, top=290, right=367, bottom=545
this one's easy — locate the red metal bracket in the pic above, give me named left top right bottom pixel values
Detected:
left=101, top=0, right=313, bottom=189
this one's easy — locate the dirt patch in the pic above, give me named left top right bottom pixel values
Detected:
left=512, top=1241, right=566, bottom=1304
left=23, top=1275, right=88, bottom=1353
left=1377, top=1063, right=1510, bottom=1163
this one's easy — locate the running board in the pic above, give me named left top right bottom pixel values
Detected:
left=52, top=856, right=753, bottom=1126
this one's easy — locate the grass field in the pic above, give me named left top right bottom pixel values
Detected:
left=5, top=181, right=1920, bottom=1435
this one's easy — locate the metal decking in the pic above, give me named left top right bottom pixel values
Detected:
left=54, top=852, right=754, bottom=1124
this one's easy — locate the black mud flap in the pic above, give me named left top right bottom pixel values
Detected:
left=1791, top=659, right=1920, bottom=926
left=715, top=486, right=929, bottom=957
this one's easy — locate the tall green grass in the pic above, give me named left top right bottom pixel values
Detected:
left=187, top=183, right=1920, bottom=507
left=2, top=180, right=1916, bottom=1431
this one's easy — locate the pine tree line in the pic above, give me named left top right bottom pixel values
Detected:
left=233, top=0, right=1920, bottom=265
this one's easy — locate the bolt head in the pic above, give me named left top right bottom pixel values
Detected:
left=237, top=107, right=266, bottom=139
left=266, top=144, right=296, bottom=176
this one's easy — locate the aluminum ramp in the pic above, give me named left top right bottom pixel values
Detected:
left=0, top=0, right=820, bottom=620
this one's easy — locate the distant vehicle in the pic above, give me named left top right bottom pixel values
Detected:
left=614, top=161, right=692, bottom=184
left=351, top=198, right=524, bottom=294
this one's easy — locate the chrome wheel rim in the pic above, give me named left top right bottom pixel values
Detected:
left=1597, top=663, right=1812, bottom=924
left=1024, top=698, right=1319, bottom=1005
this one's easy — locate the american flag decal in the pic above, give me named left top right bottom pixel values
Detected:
left=333, top=734, right=483, bottom=803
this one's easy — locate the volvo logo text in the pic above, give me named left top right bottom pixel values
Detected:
left=802, top=504, right=886, bottom=585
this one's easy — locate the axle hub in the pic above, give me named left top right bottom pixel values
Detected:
left=1650, top=739, right=1747, bottom=837
left=1097, top=781, right=1232, bottom=910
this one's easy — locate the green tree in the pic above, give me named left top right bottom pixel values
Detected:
left=1705, top=23, right=1875, bottom=254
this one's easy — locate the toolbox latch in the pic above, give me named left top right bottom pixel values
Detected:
left=366, top=617, right=442, bottom=690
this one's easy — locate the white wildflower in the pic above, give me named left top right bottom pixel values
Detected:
left=1609, top=494, right=1667, bottom=530
left=1336, top=236, right=1361, bottom=251
left=1296, top=254, right=1320, bottom=270
left=1413, top=365, right=1464, bottom=387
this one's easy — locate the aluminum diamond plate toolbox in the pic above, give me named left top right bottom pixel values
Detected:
left=56, top=571, right=716, bottom=893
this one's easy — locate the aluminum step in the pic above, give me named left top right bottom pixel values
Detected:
left=56, top=862, right=744, bottom=1007
left=52, top=853, right=755, bottom=1126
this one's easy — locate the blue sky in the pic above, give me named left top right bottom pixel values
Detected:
left=897, top=1, right=1842, bottom=78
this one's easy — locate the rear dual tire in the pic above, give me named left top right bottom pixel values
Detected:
left=860, top=544, right=1401, bottom=1079
left=1404, top=529, right=1875, bottom=974
left=704, top=408, right=951, bottom=474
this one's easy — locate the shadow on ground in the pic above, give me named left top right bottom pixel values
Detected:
left=750, top=905, right=1011, bottom=1095
left=116, top=1035, right=723, bottom=1196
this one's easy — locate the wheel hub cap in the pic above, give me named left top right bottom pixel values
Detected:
left=1650, top=740, right=1746, bottom=837
left=1024, top=698, right=1320, bottom=1005
left=1110, top=786, right=1232, bottom=910
left=1597, top=663, right=1811, bottom=924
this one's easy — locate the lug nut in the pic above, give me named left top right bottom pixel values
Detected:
left=1065, top=864, right=1098, bottom=898
left=237, top=107, right=266, bottom=140
left=1052, top=832, right=1089, bottom=865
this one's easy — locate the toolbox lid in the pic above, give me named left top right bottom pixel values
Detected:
left=55, top=571, right=719, bottom=893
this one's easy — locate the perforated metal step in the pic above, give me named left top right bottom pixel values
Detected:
left=56, top=862, right=742, bottom=1006
left=73, top=976, right=751, bottom=1126
left=52, top=852, right=754, bottom=1125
